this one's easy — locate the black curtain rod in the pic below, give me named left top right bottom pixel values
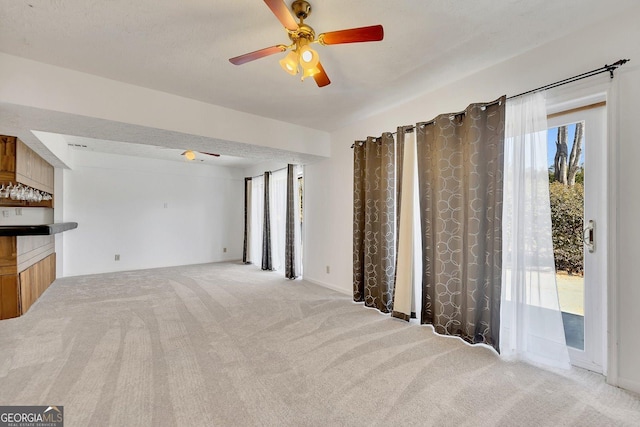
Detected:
left=508, top=58, right=629, bottom=99
left=351, top=59, right=630, bottom=148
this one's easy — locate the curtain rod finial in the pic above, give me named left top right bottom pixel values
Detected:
left=606, top=58, right=631, bottom=78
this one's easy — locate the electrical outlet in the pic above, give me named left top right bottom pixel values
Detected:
left=326, top=265, right=330, bottom=274
left=163, top=203, right=168, bottom=208
left=1, top=210, right=9, bottom=218
left=15, top=208, right=22, bottom=216
left=115, top=254, right=120, bottom=261
left=223, top=247, right=227, bottom=253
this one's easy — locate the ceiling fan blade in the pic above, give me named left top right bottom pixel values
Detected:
left=199, top=152, right=221, bottom=157
left=263, top=0, right=298, bottom=31
left=229, top=45, right=287, bottom=65
left=319, top=25, right=384, bottom=45
left=313, top=62, right=331, bottom=87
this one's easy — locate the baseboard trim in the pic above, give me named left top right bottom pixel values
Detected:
left=617, top=377, right=640, bottom=395
left=303, top=277, right=351, bottom=296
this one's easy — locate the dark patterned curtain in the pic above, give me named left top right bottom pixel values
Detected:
left=243, top=177, right=252, bottom=264
left=353, top=142, right=366, bottom=301
left=416, top=96, right=505, bottom=351
left=261, top=171, right=273, bottom=271
left=353, top=133, right=397, bottom=313
left=284, top=164, right=298, bottom=279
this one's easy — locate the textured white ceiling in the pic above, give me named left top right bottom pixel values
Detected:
left=0, top=0, right=637, bottom=160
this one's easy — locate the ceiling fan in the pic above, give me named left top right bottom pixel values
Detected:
left=181, top=150, right=220, bottom=160
left=229, top=0, right=384, bottom=87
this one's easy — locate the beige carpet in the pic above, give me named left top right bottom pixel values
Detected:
left=0, top=262, right=638, bottom=426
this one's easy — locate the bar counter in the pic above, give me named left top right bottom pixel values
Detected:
left=0, top=222, right=78, bottom=236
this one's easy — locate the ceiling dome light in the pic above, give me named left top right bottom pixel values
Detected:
left=184, top=150, right=196, bottom=160
left=279, top=50, right=299, bottom=75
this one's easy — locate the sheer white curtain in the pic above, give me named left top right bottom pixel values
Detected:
left=501, top=92, right=571, bottom=368
left=270, top=169, right=287, bottom=271
left=392, top=128, right=416, bottom=321
left=244, top=178, right=252, bottom=263
left=250, top=175, right=264, bottom=265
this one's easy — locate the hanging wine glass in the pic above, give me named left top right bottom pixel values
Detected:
left=18, top=184, right=27, bottom=201
left=3, top=183, right=13, bottom=199
left=2, top=183, right=8, bottom=199
left=10, top=183, right=21, bottom=200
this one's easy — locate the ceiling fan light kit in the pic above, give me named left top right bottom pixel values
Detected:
left=279, top=50, right=299, bottom=75
left=181, top=150, right=221, bottom=160
left=299, top=44, right=319, bottom=67
left=229, top=0, right=384, bottom=87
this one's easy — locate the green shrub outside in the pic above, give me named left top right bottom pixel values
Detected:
left=549, top=181, right=584, bottom=274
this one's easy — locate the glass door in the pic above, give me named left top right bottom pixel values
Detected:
left=547, top=105, right=607, bottom=373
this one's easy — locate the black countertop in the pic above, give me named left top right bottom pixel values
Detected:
left=0, top=222, right=78, bottom=236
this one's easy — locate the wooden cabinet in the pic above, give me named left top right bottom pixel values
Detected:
left=16, top=139, right=55, bottom=194
left=0, top=274, right=19, bottom=319
left=0, top=234, right=17, bottom=276
left=0, top=135, right=60, bottom=319
left=0, top=136, right=16, bottom=178
left=19, top=253, right=56, bottom=315
left=0, top=235, right=56, bottom=320
left=0, top=135, right=54, bottom=208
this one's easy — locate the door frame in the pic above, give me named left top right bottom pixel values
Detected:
left=547, top=106, right=606, bottom=373
left=546, top=76, right=619, bottom=383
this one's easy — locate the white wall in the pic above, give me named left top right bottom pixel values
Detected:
left=0, top=53, right=330, bottom=160
left=304, top=5, right=640, bottom=392
left=62, top=150, right=244, bottom=277
left=615, top=61, right=640, bottom=393
left=54, top=167, right=65, bottom=276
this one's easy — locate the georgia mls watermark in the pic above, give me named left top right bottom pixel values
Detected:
left=0, top=406, right=63, bottom=427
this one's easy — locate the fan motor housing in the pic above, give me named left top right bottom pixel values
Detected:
left=292, top=0, right=311, bottom=20
left=288, top=23, right=315, bottom=44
